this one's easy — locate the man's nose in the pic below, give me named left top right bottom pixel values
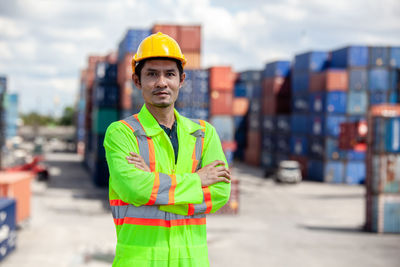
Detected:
left=156, top=74, right=168, bottom=87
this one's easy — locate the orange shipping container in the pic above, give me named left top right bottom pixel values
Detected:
left=152, top=24, right=179, bottom=40
left=210, top=90, right=233, bottom=115
left=232, top=98, right=249, bottom=116
left=209, top=66, right=234, bottom=91
left=120, top=81, right=133, bottom=110
left=369, top=104, right=400, bottom=117
left=310, top=70, right=348, bottom=91
left=179, top=25, right=201, bottom=51
left=0, top=172, right=34, bottom=224
left=183, top=51, right=201, bottom=69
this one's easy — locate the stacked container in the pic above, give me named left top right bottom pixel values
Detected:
left=238, top=71, right=262, bottom=166
left=152, top=25, right=201, bottom=69
left=261, top=61, right=291, bottom=173
left=291, top=51, right=329, bottom=178
left=4, top=94, right=19, bottom=140
left=232, top=78, right=249, bottom=161
left=117, top=29, right=151, bottom=117
left=76, top=70, right=87, bottom=155
left=366, top=105, right=400, bottom=233
left=209, top=66, right=236, bottom=166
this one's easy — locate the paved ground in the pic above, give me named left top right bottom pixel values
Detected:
left=2, top=153, right=400, bottom=267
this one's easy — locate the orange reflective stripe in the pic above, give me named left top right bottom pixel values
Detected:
left=169, top=174, right=177, bottom=205
left=119, top=217, right=206, bottom=227
left=120, top=119, right=135, bottom=133
left=188, top=204, right=195, bottom=216
left=145, top=172, right=160, bottom=205
left=203, top=187, right=212, bottom=214
left=110, top=199, right=129, bottom=206
left=191, top=147, right=198, bottom=172
left=114, top=218, right=125, bottom=225
left=147, top=137, right=156, bottom=172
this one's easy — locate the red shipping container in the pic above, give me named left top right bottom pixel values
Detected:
left=262, top=97, right=277, bottom=115
left=209, top=66, right=234, bottom=91
left=244, top=147, right=261, bottom=166
left=210, top=90, right=233, bottom=115
left=246, top=130, right=261, bottom=149
left=310, top=70, right=348, bottom=91
left=262, top=77, right=284, bottom=96
left=120, top=81, right=133, bottom=110
left=152, top=24, right=179, bottom=40
left=222, top=141, right=237, bottom=151
left=179, top=25, right=201, bottom=52
left=0, top=172, right=34, bottom=224
left=232, top=98, right=249, bottom=116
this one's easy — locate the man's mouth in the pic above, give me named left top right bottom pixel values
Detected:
left=154, top=90, right=169, bottom=96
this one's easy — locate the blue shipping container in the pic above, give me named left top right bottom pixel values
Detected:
left=325, top=115, right=347, bottom=137
left=291, top=114, right=309, bottom=134
left=210, top=116, right=234, bottom=142
left=292, top=72, right=310, bottom=92
left=347, top=91, right=368, bottom=115
left=390, top=70, right=398, bottom=91
left=262, top=133, right=275, bottom=151
left=292, top=93, right=309, bottom=113
left=309, top=92, right=325, bottom=113
left=385, top=118, right=400, bottom=153
left=234, top=82, right=247, bottom=97
left=309, top=115, right=325, bottom=136
left=325, top=138, right=347, bottom=160
left=330, top=46, right=369, bottom=68
left=346, top=150, right=366, bottom=160
left=275, top=135, right=291, bottom=154
left=345, top=161, right=365, bottom=184
left=294, top=51, right=329, bottom=72
left=290, top=135, right=308, bottom=156
left=318, top=91, right=347, bottom=114
left=309, top=137, right=324, bottom=159
left=93, top=83, right=119, bottom=108
left=0, top=198, right=16, bottom=262
left=369, top=46, right=390, bottom=67
left=390, top=47, right=400, bottom=67
left=325, top=160, right=345, bottom=183
left=276, top=115, right=291, bottom=133
left=262, top=116, right=275, bottom=133
left=263, top=61, right=291, bottom=78
left=368, top=68, right=389, bottom=91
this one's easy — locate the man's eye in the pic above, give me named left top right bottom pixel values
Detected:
left=167, top=72, right=175, bottom=77
left=148, top=72, right=157, bottom=77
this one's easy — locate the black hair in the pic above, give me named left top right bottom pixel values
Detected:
left=134, top=57, right=184, bottom=82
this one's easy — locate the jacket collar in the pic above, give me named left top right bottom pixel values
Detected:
left=137, top=104, right=203, bottom=137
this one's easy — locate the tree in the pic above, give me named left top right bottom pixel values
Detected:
left=58, top=106, right=75, bottom=126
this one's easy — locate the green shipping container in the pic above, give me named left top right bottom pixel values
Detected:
left=92, top=108, right=119, bottom=134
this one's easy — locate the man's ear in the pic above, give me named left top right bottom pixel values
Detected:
left=179, top=72, right=186, bottom=87
left=132, top=74, right=141, bottom=89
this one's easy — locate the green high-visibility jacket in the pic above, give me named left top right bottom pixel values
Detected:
left=104, top=104, right=231, bottom=267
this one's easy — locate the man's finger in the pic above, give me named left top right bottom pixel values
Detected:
left=209, top=160, right=226, bottom=168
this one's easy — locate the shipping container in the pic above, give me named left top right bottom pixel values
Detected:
left=209, top=90, right=233, bottom=115
left=183, top=51, right=201, bottom=69
left=345, top=161, right=366, bottom=184
left=276, top=115, right=291, bottom=133
left=263, top=61, right=291, bottom=78
left=389, top=47, right=400, bottom=67
left=92, top=108, right=119, bottom=134
left=209, top=66, right=234, bottom=91
left=368, top=194, right=400, bottom=233
left=290, top=135, right=308, bottom=156
left=93, top=82, right=119, bottom=108
left=234, top=82, right=247, bottom=97
left=262, top=116, right=275, bottom=133
left=118, top=29, right=151, bottom=60
left=178, top=25, right=201, bottom=51
left=309, top=69, right=348, bottom=91
left=307, top=160, right=345, bottom=183
left=262, top=77, right=285, bottom=96
left=330, top=46, right=369, bottom=68
left=289, top=155, right=308, bottom=179
left=349, top=68, right=368, bottom=91
left=294, top=51, right=329, bottom=72
left=309, top=91, right=347, bottom=114
left=371, top=154, right=400, bottom=194
left=369, top=46, right=389, bottom=67
left=292, top=92, right=309, bottom=113
left=0, top=198, right=16, bottom=262
left=325, top=138, right=347, bottom=160
left=390, top=69, right=399, bottom=91
left=222, top=141, right=237, bottom=166
left=372, top=117, right=400, bottom=153
left=0, top=172, right=34, bottom=224
left=368, top=68, right=390, bottom=91
left=309, top=115, right=324, bottom=135
left=210, top=116, right=234, bottom=141
left=325, top=114, right=347, bottom=137
left=152, top=25, right=178, bottom=40
left=291, top=114, right=309, bottom=134
left=347, top=91, right=368, bottom=115
left=275, top=134, right=291, bottom=154
left=292, top=72, right=310, bottom=92
left=117, top=53, right=133, bottom=86
left=262, top=133, right=275, bottom=151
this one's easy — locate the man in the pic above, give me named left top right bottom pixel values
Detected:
left=104, top=32, right=231, bottom=267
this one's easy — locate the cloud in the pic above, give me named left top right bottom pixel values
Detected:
left=0, top=0, right=400, bottom=115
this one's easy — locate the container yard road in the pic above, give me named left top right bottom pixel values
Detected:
left=2, top=152, right=400, bottom=267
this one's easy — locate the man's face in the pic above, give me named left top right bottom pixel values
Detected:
left=133, top=59, right=185, bottom=109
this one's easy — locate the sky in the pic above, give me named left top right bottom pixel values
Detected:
left=0, top=0, right=399, bottom=117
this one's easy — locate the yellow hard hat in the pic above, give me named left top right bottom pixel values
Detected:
left=132, top=32, right=186, bottom=73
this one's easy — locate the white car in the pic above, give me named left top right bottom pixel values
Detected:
left=275, top=160, right=302, bottom=183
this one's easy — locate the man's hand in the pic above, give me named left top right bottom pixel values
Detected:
left=196, top=160, right=231, bottom=187
left=126, top=152, right=151, bottom=172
